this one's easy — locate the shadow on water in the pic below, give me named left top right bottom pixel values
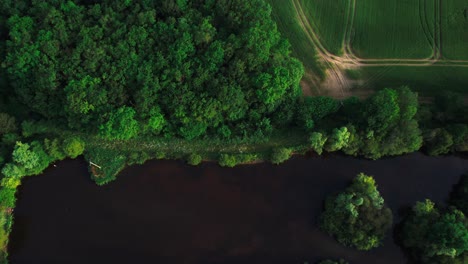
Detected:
left=8, top=153, right=468, bottom=264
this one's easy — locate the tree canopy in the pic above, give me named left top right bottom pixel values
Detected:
left=320, top=173, right=393, bottom=250
left=1, top=0, right=303, bottom=140
left=401, top=199, right=468, bottom=263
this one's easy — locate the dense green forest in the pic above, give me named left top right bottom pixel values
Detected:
left=0, top=0, right=466, bottom=262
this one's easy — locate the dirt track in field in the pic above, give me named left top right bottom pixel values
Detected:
left=292, top=0, right=468, bottom=96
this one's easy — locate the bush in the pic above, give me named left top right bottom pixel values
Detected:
left=219, top=154, right=238, bottom=167
left=0, top=188, right=16, bottom=208
left=44, top=138, right=66, bottom=161
left=425, top=128, right=453, bottom=156
left=155, top=151, right=166, bottom=159
left=128, top=151, right=150, bottom=165
left=309, top=132, right=327, bottom=155
left=270, top=147, right=292, bottom=165
left=187, top=153, right=202, bottom=166
left=63, top=137, right=85, bottom=158
left=0, top=177, right=21, bottom=189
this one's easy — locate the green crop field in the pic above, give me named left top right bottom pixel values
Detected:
left=352, top=0, right=435, bottom=59
left=298, top=0, right=349, bottom=56
left=358, top=67, right=468, bottom=95
left=442, top=0, right=468, bottom=60
left=267, top=0, right=468, bottom=97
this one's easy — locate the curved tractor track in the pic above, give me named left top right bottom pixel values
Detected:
left=293, top=0, right=468, bottom=67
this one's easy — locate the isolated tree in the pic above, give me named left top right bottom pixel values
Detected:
left=321, top=173, right=392, bottom=250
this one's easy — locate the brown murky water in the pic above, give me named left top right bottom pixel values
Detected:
left=8, top=153, right=468, bottom=264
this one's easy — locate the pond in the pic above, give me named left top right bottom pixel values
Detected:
left=8, top=153, right=468, bottom=264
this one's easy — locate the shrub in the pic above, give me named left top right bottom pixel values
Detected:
left=0, top=188, right=17, bottom=208
left=219, top=154, right=238, bottom=167
left=187, top=153, right=202, bottom=166
left=44, top=138, right=66, bottom=161
left=155, top=151, right=166, bottom=159
left=128, top=151, right=150, bottom=165
left=0, top=113, right=17, bottom=135
left=425, top=128, right=453, bottom=156
left=270, top=147, right=292, bottom=165
left=0, top=177, right=21, bottom=189
left=63, top=137, right=85, bottom=158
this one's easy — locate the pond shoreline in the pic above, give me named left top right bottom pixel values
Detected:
left=8, top=153, right=468, bottom=264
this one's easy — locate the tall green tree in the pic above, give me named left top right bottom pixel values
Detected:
left=320, top=173, right=392, bottom=250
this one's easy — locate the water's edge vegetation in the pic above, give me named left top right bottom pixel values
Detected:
left=0, top=0, right=467, bottom=262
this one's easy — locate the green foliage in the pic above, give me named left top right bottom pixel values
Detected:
left=4, top=141, right=51, bottom=177
left=1, top=163, right=24, bottom=178
left=85, top=147, right=127, bottom=185
left=218, top=154, right=238, bottom=168
left=0, top=188, right=16, bottom=208
left=187, top=153, right=202, bottom=166
left=320, top=173, right=392, bottom=250
left=309, top=132, right=327, bottom=155
left=401, top=199, right=468, bottom=262
left=449, top=124, right=468, bottom=152
left=297, top=96, right=339, bottom=130
left=0, top=177, right=20, bottom=189
left=3, top=0, right=303, bottom=140
left=0, top=113, right=16, bottom=135
left=127, top=151, right=150, bottom=165
left=11, top=141, right=39, bottom=169
left=44, top=138, right=66, bottom=161
left=100, top=106, right=139, bottom=140
left=62, top=137, right=85, bottom=159
left=218, top=153, right=260, bottom=165
left=146, top=107, right=166, bottom=135
left=450, top=174, right=468, bottom=217
left=325, top=127, right=350, bottom=152
left=425, top=128, right=454, bottom=156
left=270, top=147, right=292, bottom=165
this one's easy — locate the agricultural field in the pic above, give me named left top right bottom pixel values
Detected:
left=441, top=0, right=468, bottom=60
left=298, top=0, right=349, bottom=56
left=267, top=0, right=468, bottom=97
left=266, top=0, right=325, bottom=93
left=352, top=0, right=436, bottom=59
left=358, top=67, right=468, bottom=95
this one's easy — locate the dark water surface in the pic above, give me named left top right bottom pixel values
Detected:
left=9, top=153, right=468, bottom=264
